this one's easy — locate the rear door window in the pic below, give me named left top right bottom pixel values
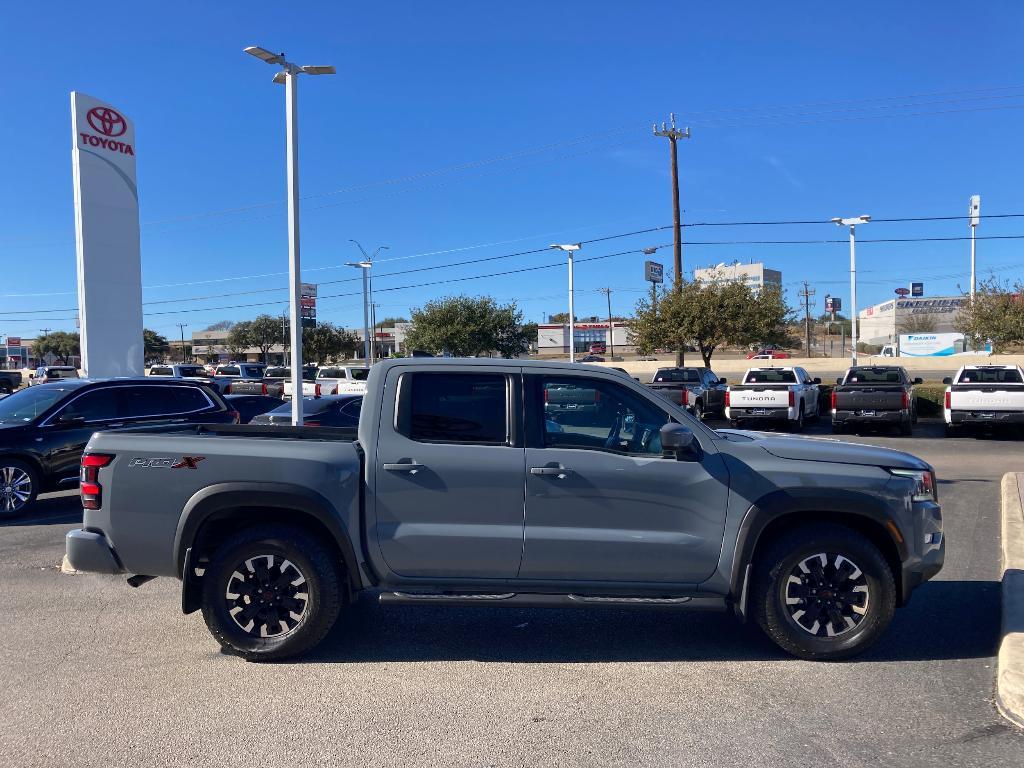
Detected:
left=121, top=386, right=212, bottom=418
left=398, top=373, right=507, bottom=444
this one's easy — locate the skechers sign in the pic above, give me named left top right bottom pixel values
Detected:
left=78, top=106, right=134, bottom=155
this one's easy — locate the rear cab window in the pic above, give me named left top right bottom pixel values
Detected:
left=744, top=369, right=796, bottom=384
left=149, top=367, right=173, bottom=376
left=958, top=368, right=1023, bottom=384
left=845, top=368, right=905, bottom=384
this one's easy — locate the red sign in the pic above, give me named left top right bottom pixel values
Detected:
left=87, top=107, right=127, bottom=137
left=6, top=337, right=21, bottom=346
left=300, top=297, right=316, bottom=308
left=895, top=287, right=911, bottom=296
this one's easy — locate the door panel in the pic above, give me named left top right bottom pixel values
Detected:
left=373, top=371, right=526, bottom=579
left=523, top=375, right=730, bottom=584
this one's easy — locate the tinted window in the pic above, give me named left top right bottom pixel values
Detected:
left=45, top=368, right=78, bottom=379
left=846, top=368, right=904, bottom=384
left=122, top=386, right=211, bottom=418
left=0, top=386, right=75, bottom=424
left=265, top=367, right=289, bottom=379
left=402, top=373, right=507, bottom=444
left=958, top=368, right=1023, bottom=384
left=318, top=368, right=347, bottom=379
left=216, top=366, right=241, bottom=376
left=542, top=377, right=669, bottom=455
left=654, top=368, right=700, bottom=383
left=744, top=370, right=796, bottom=384
left=349, top=368, right=370, bottom=381
left=178, top=366, right=208, bottom=378
left=149, top=367, right=173, bottom=376
left=56, top=388, right=121, bottom=423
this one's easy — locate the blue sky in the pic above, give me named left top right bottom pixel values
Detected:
left=2, top=1, right=1023, bottom=340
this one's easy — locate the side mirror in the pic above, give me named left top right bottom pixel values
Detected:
left=718, top=377, right=727, bottom=385
left=660, top=423, right=700, bottom=461
left=913, top=377, right=923, bottom=385
left=813, top=378, right=822, bottom=385
left=28, top=373, right=34, bottom=379
left=942, top=377, right=952, bottom=385
left=836, top=377, right=843, bottom=385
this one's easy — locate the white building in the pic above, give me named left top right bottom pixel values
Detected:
left=693, top=261, right=782, bottom=293
left=536, top=321, right=632, bottom=356
left=857, top=296, right=967, bottom=345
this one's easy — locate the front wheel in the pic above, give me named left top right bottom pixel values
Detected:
left=0, top=459, right=39, bottom=519
left=752, top=523, right=896, bottom=660
left=201, top=524, right=344, bottom=661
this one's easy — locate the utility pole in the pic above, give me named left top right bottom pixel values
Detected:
left=600, top=287, right=614, bottom=360
left=654, top=113, right=690, bottom=366
left=969, top=194, right=980, bottom=302
left=799, top=282, right=815, bottom=359
left=176, top=323, right=188, bottom=363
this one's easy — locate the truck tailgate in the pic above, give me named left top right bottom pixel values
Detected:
left=949, top=386, right=1024, bottom=411
left=728, top=386, right=791, bottom=408
left=835, top=387, right=905, bottom=411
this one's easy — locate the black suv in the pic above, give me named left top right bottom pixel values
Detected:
left=0, top=378, right=237, bottom=517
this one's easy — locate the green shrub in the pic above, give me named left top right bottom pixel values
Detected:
left=914, top=384, right=946, bottom=417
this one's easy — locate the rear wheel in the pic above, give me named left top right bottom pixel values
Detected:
left=0, top=382, right=11, bottom=395
left=200, top=524, right=343, bottom=661
left=790, top=405, right=805, bottom=433
left=831, top=421, right=844, bottom=434
left=0, top=459, right=39, bottom=519
left=899, top=420, right=912, bottom=436
left=752, top=523, right=896, bottom=660
left=944, top=423, right=961, bottom=437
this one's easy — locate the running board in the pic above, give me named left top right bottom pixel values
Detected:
left=378, top=591, right=726, bottom=611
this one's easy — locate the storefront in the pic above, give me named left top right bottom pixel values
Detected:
left=536, top=322, right=632, bottom=356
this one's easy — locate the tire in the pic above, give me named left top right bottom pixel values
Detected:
left=752, top=523, right=896, bottom=660
left=0, top=458, right=40, bottom=519
left=200, top=524, right=344, bottom=661
left=790, top=405, right=805, bottom=433
left=729, top=419, right=742, bottom=430
left=898, top=420, right=912, bottom=437
left=693, top=400, right=705, bottom=421
left=0, top=382, right=11, bottom=395
left=944, top=423, right=960, bottom=437
left=831, top=421, right=844, bottom=435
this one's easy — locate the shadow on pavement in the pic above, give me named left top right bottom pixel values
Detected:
left=299, top=579, right=1000, bottom=665
left=0, top=493, right=81, bottom=527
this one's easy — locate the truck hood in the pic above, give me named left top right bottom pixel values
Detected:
left=716, top=429, right=929, bottom=470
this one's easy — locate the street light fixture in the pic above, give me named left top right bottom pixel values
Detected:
left=244, top=44, right=335, bottom=426
left=349, top=241, right=389, bottom=363
left=550, top=244, right=581, bottom=363
left=831, top=215, right=870, bottom=366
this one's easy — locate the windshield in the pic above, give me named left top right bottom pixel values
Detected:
left=958, top=368, right=1023, bottom=384
left=846, top=368, right=903, bottom=384
left=745, top=369, right=796, bottom=384
left=0, top=385, right=72, bottom=424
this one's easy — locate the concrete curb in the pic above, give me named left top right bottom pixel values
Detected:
left=997, top=472, right=1024, bottom=728
left=59, top=555, right=78, bottom=575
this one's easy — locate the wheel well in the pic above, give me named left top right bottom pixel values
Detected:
left=0, top=453, right=44, bottom=478
left=189, top=506, right=352, bottom=597
left=749, top=511, right=904, bottom=602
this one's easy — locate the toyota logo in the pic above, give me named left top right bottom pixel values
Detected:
left=86, top=107, right=127, bottom=137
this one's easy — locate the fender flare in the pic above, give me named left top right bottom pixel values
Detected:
left=174, top=481, right=362, bottom=591
left=729, top=487, right=909, bottom=601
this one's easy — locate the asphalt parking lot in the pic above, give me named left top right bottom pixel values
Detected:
left=2, top=420, right=1022, bottom=767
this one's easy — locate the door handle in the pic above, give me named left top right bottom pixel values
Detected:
left=530, top=466, right=573, bottom=477
left=384, top=462, right=425, bottom=474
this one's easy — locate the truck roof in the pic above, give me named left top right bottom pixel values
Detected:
left=373, top=357, right=626, bottom=373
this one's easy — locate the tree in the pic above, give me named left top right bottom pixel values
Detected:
left=404, top=295, right=531, bottom=358
left=249, top=314, right=285, bottom=363
left=956, top=278, right=1024, bottom=351
left=302, top=323, right=361, bottom=364
left=226, top=321, right=252, bottom=359
left=143, top=329, right=170, bottom=362
left=629, top=279, right=792, bottom=367
left=375, top=316, right=409, bottom=329
left=898, top=313, right=939, bottom=334
left=547, top=312, right=571, bottom=324
left=33, top=331, right=80, bottom=365
left=203, top=320, right=235, bottom=332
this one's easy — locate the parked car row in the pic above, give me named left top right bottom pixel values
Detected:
left=642, top=363, right=1024, bottom=438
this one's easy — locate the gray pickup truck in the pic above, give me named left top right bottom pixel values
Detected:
left=648, top=367, right=727, bottom=420
left=65, top=358, right=944, bottom=662
left=832, top=366, right=921, bottom=436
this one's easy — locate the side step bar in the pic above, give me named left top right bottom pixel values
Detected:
left=378, top=591, right=726, bottom=611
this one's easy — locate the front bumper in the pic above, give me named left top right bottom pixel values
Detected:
left=899, top=500, right=944, bottom=604
left=65, top=529, right=124, bottom=574
left=949, top=410, right=1024, bottom=426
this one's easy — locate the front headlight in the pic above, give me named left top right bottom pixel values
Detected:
left=889, top=468, right=937, bottom=502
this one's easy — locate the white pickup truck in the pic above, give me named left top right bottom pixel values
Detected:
left=726, top=367, right=821, bottom=432
left=942, top=364, right=1024, bottom=435
left=283, top=365, right=371, bottom=399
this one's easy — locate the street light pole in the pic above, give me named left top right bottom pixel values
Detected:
left=969, top=194, right=980, bottom=302
left=348, top=242, right=388, bottom=363
left=245, top=45, right=335, bottom=426
left=550, top=244, right=581, bottom=362
left=832, top=215, right=871, bottom=366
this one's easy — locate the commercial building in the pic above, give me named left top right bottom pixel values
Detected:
left=190, top=330, right=288, bottom=364
left=857, top=296, right=967, bottom=345
left=1, top=336, right=31, bottom=370
left=536, top=321, right=632, bottom=356
left=692, top=261, right=782, bottom=293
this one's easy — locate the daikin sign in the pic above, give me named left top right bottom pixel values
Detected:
left=71, top=92, right=144, bottom=377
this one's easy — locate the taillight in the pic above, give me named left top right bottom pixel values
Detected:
left=227, top=410, right=241, bottom=424
left=724, top=390, right=731, bottom=407
left=314, top=383, right=322, bottom=397
left=830, top=390, right=837, bottom=410
left=543, top=389, right=549, bottom=403
left=944, top=391, right=951, bottom=409
left=681, top=388, right=689, bottom=406
left=80, top=453, right=114, bottom=510
left=225, top=383, right=233, bottom=394
left=261, top=382, right=268, bottom=395
left=788, top=390, right=795, bottom=407
left=305, top=419, right=322, bottom=427
left=902, top=390, right=910, bottom=409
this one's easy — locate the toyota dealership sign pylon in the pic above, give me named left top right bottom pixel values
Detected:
left=71, top=92, right=144, bottom=377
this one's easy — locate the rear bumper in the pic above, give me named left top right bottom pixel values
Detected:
left=65, top=529, right=124, bottom=574
left=727, top=407, right=790, bottom=421
left=834, top=409, right=907, bottom=424
left=948, top=410, right=1024, bottom=425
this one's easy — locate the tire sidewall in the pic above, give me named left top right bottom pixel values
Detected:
left=201, top=529, right=340, bottom=659
left=758, top=527, right=895, bottom=659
